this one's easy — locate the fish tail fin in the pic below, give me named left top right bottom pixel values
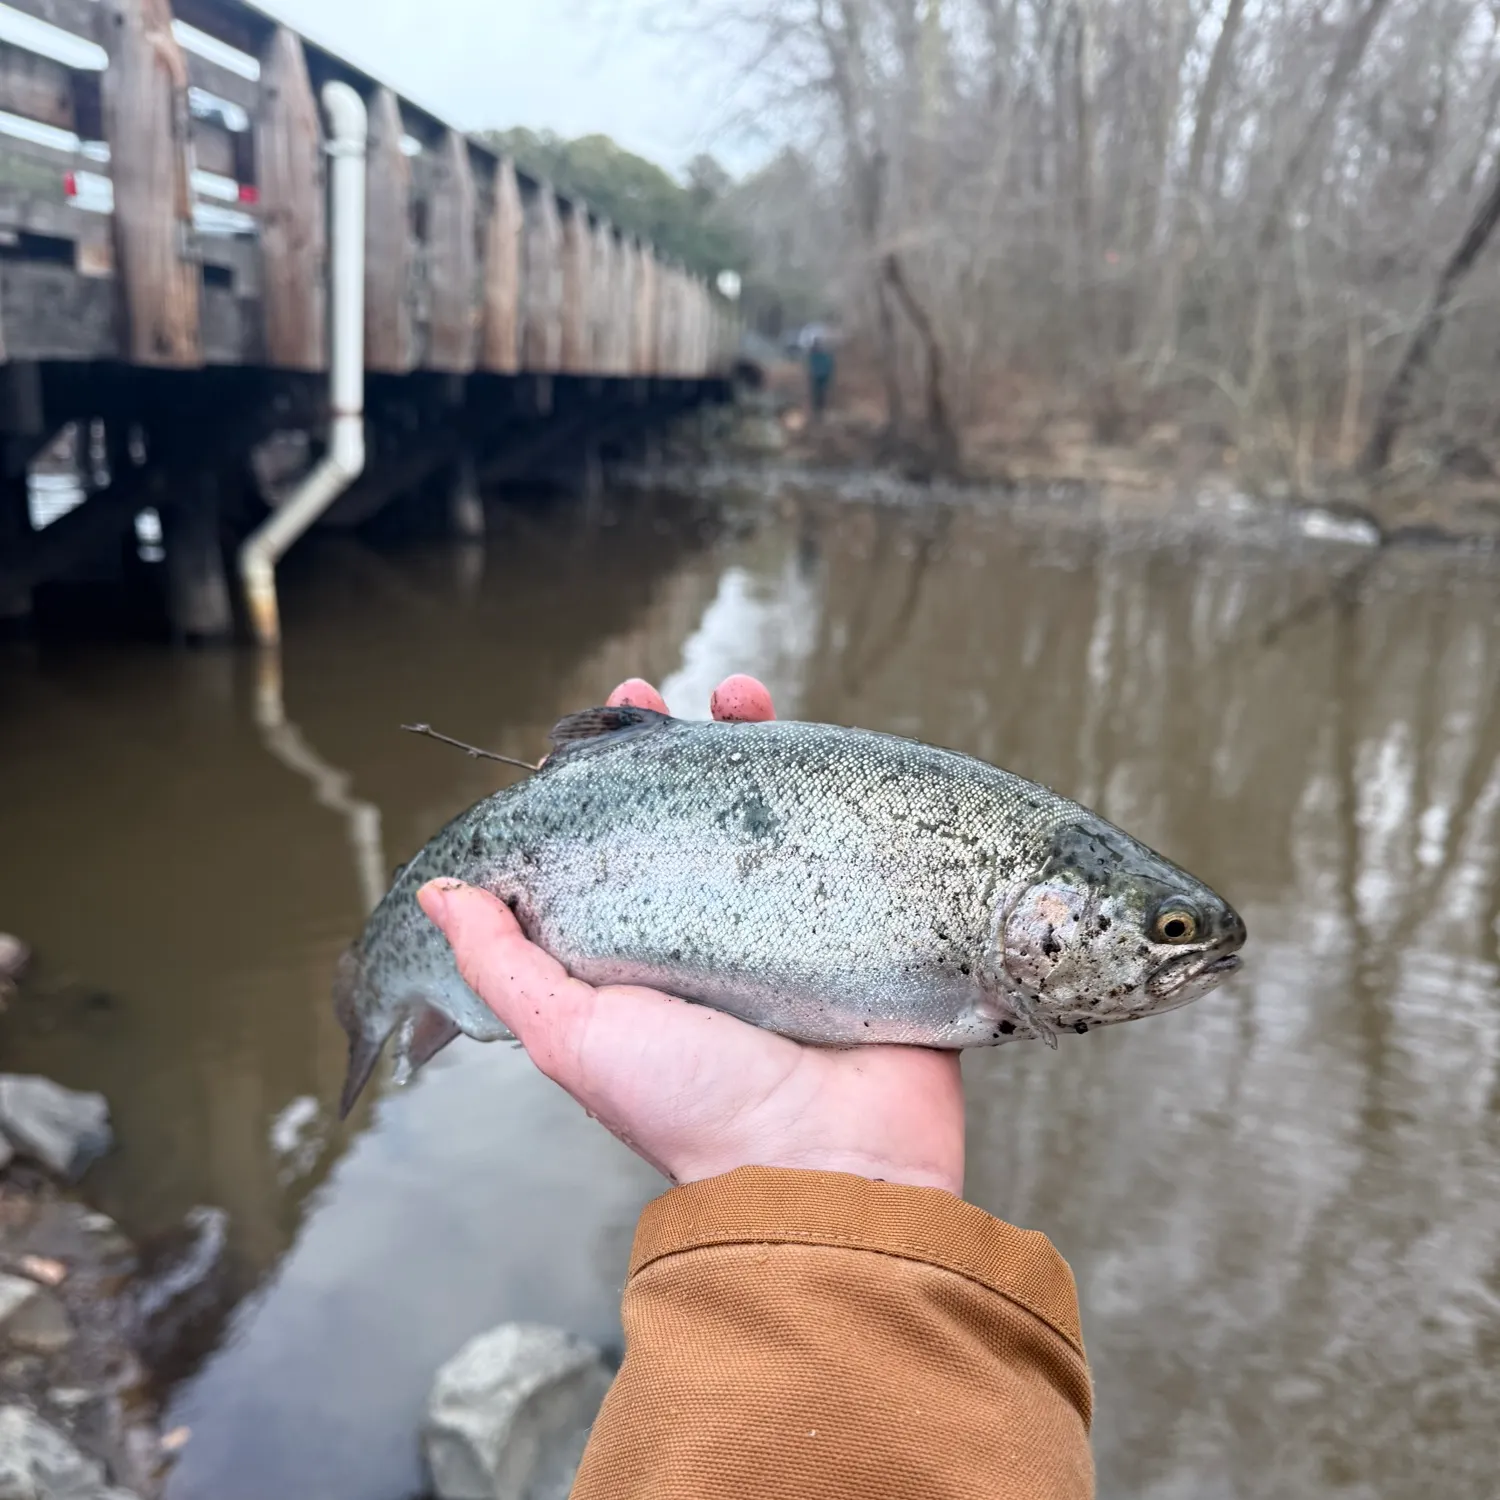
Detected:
left=334, top=946, right=395, bottom=1120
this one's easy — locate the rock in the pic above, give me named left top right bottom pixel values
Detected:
left=0, top=1406, right=138, bottom=1499
left=0, top=936, right=28, bottom=984
left=0, top=1079, right=111, bottom=1181
left=422, top=1324, right=614, bottom=1500
left=0, top=1275, right=72, bottom=1354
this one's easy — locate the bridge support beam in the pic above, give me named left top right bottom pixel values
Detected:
left=0, top=470, right=33, bottom=624
left=447, top=452, right=485, bottom=539
left=164, top=473, right=233, bottom=642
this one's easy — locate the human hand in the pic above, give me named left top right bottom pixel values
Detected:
left=418, top=674, right=965, bottom=1194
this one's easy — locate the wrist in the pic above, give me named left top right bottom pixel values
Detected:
left=674, top=1147, right=964, bottom=1197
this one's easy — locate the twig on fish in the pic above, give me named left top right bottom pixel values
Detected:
left=401, top=723, right=541, bottom=773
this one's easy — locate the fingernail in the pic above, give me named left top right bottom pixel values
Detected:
left=418, top=877, right=466, bottom=924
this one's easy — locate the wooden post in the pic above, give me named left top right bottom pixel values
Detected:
left=632, top=244, right=657, bottom=376
left=163, top=472, right=232, bottom=640
left=523, top=186, right=562, bottom=370
left=480, top=156, right=522, bottom=373
left=365, top=87, right=413, bottom=372
left=0, top=471, right=32, bottom=622
left=255, top=27, right=325, bottom=370
left=656, top=265, right=679, bottom=377
left=100, top=0, right=201, bottom=366
left=427, top=128, right=478, bottom=373
left=589, top=218, right=614, bottom=371
left=607, top=233, right=631, bottom=374
left=560, top=204, right=590, bottom=372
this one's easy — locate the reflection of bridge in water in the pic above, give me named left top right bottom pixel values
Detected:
left=0, top=0, right=736, bottom=641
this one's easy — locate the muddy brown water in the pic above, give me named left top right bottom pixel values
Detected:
left=1, top=483, right=1497, bottom=1500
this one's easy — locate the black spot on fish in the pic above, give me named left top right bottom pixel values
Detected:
left=1074, top=1020, right=1089, bottom=1034
left=1096, top=915, right=1111, bottom=931
left=998, top=1021, right=1016, bottom=1034
left=958, top=963, right=971, bottom=976
left=1041, top=926, right=1061, bottom=958
left=468, top=830, right=485, bottom=858
left=1137, top=944, right=1150, bottom=958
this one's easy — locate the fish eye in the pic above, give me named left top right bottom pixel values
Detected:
left=1151, top=905, right=1200, bottom=944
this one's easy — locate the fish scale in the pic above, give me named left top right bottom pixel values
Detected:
left=334, top=706, right=1246, bottom=1116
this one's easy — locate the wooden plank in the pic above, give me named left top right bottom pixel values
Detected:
left=185, top=52, right=259, bottom=114
left=631, top=244, right=656, bottom=375
left=170, top=0, right=267, bottom=60
left=254, top=25, right=323, bottom=370
left=100, top=0, right=201, bottom=366
left=479, top=154, right=521, bottom=373
left=425, top=126, right=477, bottom=372
left=588, top=217, right=613, bottom=371
left=521, top=184, right=561, bottom=371
left=609, top=233, right=633, bottom=373
left=201, top=280, right=256, bottom=362
left=2, top=0, right=99, bottom=41
left=559, top=202, right=589, bottom=372
left=0, top=43, right=76, bottom=131
left=0, top=261, right=116, bottom=359
left=656, top=264, right=679, bottom=376
left=191, top=114, right=237, bottom=178
left=364, top=85, right=413, bottom=372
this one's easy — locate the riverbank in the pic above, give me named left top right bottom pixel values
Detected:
left=1, top=940, right=230, bottom=1499
left=720, top=359, right=1500, bottom=548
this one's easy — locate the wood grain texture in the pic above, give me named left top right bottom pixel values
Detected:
left=254, top=26, right=324, bottom=370
left=100, top=0, right=202, bottom=366
left=426, top=127, right=477, bottom=372
left=480, top=155, right=522, bottom=373
left=522, top=184, right=562, bottom=370
left=364, top=86, right=413, bottom=372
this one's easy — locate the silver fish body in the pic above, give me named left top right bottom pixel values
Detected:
left=335, top=707, right=1246, bottom=1115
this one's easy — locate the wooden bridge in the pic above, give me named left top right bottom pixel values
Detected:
left=0, top=0, right=738, bottom=641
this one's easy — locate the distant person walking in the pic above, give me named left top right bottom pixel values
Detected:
left=806, top=335, right=835, bottom=421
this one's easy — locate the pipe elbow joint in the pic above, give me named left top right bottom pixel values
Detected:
left=322, top=82, right=368, bottom=151
left=330, top=418, right=365, bottom=478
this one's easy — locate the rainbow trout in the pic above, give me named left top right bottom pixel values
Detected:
left=335, top=706, right=1245, bottom=1115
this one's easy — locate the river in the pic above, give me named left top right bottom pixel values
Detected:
left=1, top=481, right=1496, bottom=1500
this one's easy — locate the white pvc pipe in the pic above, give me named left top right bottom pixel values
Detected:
left=241, top=81, right=368, bottom=648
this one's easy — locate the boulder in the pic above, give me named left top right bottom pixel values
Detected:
left=0, top=1078, right=111, bottom=1181
left=0, top=935, right=28, bottom=983
left=0, top=1406, right=138, bottom=1500
left=0, top=1275, right=72, bottom=1354
left=422, top=1324, right=614, bottom=1500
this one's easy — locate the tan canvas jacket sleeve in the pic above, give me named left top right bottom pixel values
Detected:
left=572, top=1166, right=1094, bottom=1500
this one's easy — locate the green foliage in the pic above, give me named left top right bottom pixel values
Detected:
left=476, top=128, right=746, bottom=279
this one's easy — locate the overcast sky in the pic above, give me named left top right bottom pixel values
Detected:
left=268, top=0, right=765, bottom=177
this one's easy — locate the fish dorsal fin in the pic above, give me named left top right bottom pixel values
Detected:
left=547, top=704, right=676, bottom=758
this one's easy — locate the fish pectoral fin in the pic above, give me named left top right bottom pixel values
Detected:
left=547, top=705, right=677, bottom=759
left=1009, top=989, right=1058, bottom=1049
left=407, top=1004, right=464, bottom=1071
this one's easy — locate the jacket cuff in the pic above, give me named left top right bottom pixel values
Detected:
left=631, top=1165, right=1084, bottom=1360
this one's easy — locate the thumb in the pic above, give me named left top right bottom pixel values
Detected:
left=416, top=880, right=595, bottom=1082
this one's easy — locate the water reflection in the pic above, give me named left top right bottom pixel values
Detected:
left=1, top=489, right=1496, bottom=1500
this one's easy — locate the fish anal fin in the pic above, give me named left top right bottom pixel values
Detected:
left=547, top=705, right=675, bottom=758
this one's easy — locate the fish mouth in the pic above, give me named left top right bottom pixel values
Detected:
left=1146, top=949, right=1242, bottom=1001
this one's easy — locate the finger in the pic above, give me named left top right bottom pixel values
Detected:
left=607, top=678, right=669, bottom=713
left=710, top=674, right=775, bottom=722
left=417, top=880, right=596, bottom=1083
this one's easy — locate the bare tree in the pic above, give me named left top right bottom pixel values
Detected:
left=658, top=0, right=1500, bottom=483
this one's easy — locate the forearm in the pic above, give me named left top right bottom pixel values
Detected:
left=573, top=1167, right=1094, bottom=1500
